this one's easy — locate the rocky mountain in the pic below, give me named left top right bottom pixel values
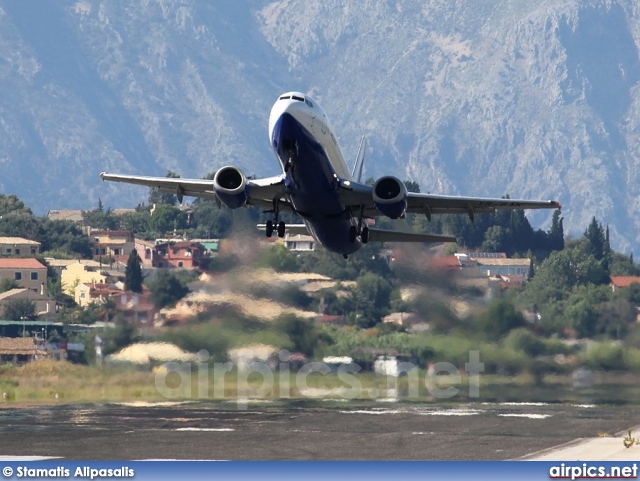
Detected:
left=1, top=0, right=640, bottom=251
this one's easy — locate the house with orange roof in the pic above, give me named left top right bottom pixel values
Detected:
left=153, top=240, right=209, bottom=269
left=0, top=258, right=47, bottom=294
left=610, top=276, right=640, bottom=292
left=75, top=283, right=123, bottom=307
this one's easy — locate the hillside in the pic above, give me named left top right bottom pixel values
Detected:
left=1, top=1, right=640, bottom=250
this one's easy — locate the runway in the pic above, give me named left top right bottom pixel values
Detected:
left=0, top=401, right=637, bottom=460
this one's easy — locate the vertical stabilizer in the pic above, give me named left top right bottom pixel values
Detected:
left=352, top=135, right=367, bottom=182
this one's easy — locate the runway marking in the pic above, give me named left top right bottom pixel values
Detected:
left=174, top=427, right=235, bottom=432
left=113, top=401, right=194, bottom=408
left=498, top=413, right=552, bottom=419
left=340, top=409, right=405, bottom=415
left=419, top=409, right=481, bottom=416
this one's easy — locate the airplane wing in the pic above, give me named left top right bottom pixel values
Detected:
left=337, top=179, right=560, bottom=220
left=99, top=172, right=287, bottom=209
left=367, top=228, right=456, bottom=243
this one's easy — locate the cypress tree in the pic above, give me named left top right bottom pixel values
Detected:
left=549, top=209, right=564, bottom=252
left=584, top=217, right=605, bottom=260
left=125, top=249, right=143, bottom=293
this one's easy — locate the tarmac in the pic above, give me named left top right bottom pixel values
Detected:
left=523, top=431, right=640, bottom=461
left=0, top=401, right=638, bottom=461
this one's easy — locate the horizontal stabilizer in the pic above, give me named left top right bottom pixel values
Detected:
left=257, top=224, right=309, bottom=236
left=367, top=228, right=456, bottom=244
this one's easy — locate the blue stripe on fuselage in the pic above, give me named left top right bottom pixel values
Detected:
left=272, top=112, right=361, bottom=255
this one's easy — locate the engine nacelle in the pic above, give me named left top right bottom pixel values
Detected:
left=213, top=166, right=248, bottom=209
left=372, top=176, right=408, bottom=219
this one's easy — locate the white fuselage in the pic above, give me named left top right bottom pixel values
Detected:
left=266, top=91, right=363, bottom=255
left=268, top=92, right=351, bottom=180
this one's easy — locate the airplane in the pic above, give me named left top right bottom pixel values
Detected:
left=100, top=91, right=561, bottom=258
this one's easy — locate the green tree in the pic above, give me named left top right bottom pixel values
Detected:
left=82, top=208, right=118, bottom=230
left=0, top=278, right=20, bottom=293
left=595, top=297, right=637, bottom=340
left=613, top=281, right=640, bottom=305
left=583, top=217, right=607, bottom=261
left=477, top=300, right=526, bottom=339
left=351, top=272, right=392, bottom=328
left=481, top=225, right=512, bottom=253
left=255, top=244, right=300, bottom=272
left=0, top=193, right=32, bottom=216
left=190, top=199, right=233, bottom=238
left=125, top=249, right=143, bottom=293
left=276, top=313, right=327, bottom=356
left=101, top=319, right=140, bottom=356
left=526, top=248, right=608, bottom=303
left=148, top=204, right=187, bottom=235
left=547, top=209, right=564, bottom=252
left=98, top=297, right=119, bottom=322
left=404, top=180, right=420, bottom=193
left=3, top=299, right=37, bottom=321
left=118, top=207, right=152, bottom=235
left=148, top=170, right=180, bottom=206
left=609, top=252, right=640, bottom=276
left=149, top=271, right=190, bottom=309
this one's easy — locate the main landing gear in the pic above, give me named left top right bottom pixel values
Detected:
left=265, top=199, right=286, bottom=238
left=348, top=206, right=369, bottom=244
left=348, top=225, right=369, bottom=243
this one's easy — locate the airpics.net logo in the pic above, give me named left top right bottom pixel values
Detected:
left=153, top=349, right=484, bottom=406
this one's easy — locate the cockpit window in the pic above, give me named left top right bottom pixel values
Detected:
left=305, top=98, right=314, bottom=108
left=292, top=95, right=304, bottom=102
left=279, top=95, right=291, bottom=100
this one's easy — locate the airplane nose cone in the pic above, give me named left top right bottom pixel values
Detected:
left=272, top=112, right=301, bottom=154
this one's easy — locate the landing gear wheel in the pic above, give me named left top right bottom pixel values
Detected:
left=277, top=221, right=286, bottom=238
left=361, top=226, right=369, bottom=244
left=266, top=220, right=274, bottom=238
left=349, top=225, right=357, bottom=243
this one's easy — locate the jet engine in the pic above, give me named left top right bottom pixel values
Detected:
left=213, top=166, right=249, bottom=209
left=372, top=176, right=408, bottom=219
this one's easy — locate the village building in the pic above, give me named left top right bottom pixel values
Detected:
left=46, top=209, right=84, bottom=223
left=89, top=229, right=135, bottom=264
left=453, top=253, right=531, bottom=280
left=75, top=283, right=122, bottom=307
left=153, top=240, right=208, bottom=269
left=0, top=258, right=48, bottom=293
left=282, top=233, right=315, bottom=252
left=0, top=237, right=41, bottom=256
left=133, top=239, right=156, bottom=268
left=61, top=261, right=125, bottom=295
left=610, top=276, right=640, bottom=293
left=112, top=291, right=157, bottom=326
left=0, top=337, right=37, bottom=364
left=0, top=288, right=56, bottom=319
left=61, top=262, right=109, bottom=295
left=46, top=259, right=102, bottom=280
